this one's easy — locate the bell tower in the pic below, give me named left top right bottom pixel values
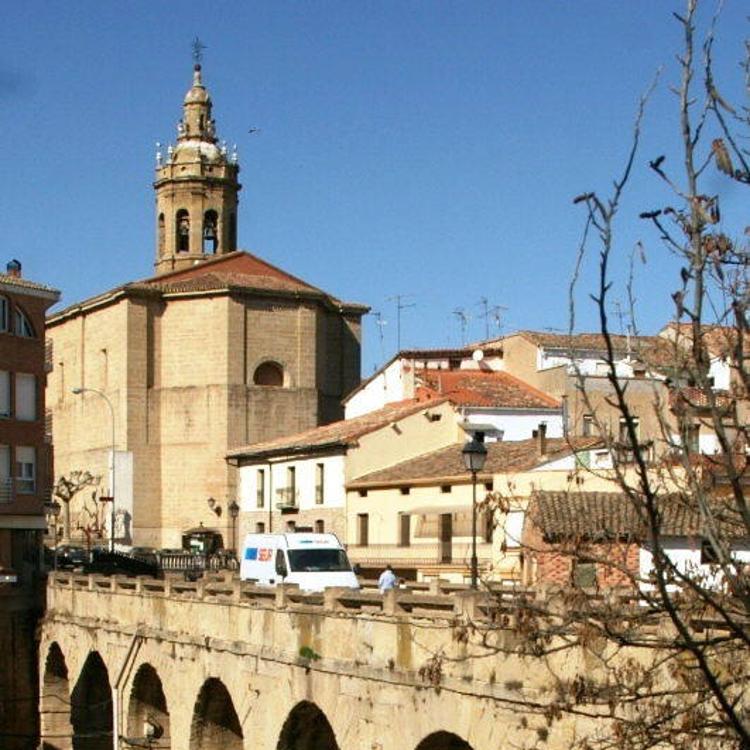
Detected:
left=153, top=63, right=241, bottom=275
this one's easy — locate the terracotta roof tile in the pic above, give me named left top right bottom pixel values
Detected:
left=227, top=397, right=448, bottom=459
left=415, top=369, right=560, bottom=409
left=348, top=437, right=599, bottom=487
left=527, top=491, right=748, bottom=541
left=0, top=273, right=60, bottom=297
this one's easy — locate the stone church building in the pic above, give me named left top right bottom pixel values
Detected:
left=47, top=64, right=367, bottom=549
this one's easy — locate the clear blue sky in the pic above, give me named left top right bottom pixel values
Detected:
left=2, top=2, right=747, bottom=375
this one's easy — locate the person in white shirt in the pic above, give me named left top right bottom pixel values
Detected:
left=378, top=564, right=398, bottom=593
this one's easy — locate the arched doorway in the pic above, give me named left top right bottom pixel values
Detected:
left=415, top=731, right=474, bottom=750
left=126, top=664, right=171, bottom=749
left=40, top=642, right=73, bottom=750
left=70, top=652, right=112, bottom=750
left=189, top=678, right=242, bottom=750
left=276, top=701, right=339, bottom=750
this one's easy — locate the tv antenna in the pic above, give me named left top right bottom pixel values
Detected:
left=478, top=297, right=507, bottom=339
left=388, top=295, right=415, bottom=352
left=453, top=308, right=470, bottom=346
left=372, top=311, right=388, bottom=366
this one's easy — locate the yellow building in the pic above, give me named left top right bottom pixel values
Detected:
left=47, top=64, right=367, bottom=549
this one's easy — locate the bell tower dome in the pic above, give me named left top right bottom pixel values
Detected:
left=153, top=63, right=241, bottom=275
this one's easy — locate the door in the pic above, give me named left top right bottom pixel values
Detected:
left=439, top=513, right=452, bottom=563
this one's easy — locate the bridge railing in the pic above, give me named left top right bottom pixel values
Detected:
left=48, top=571, right=536, bottom=623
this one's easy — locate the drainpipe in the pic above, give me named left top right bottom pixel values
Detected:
left=113, top=629, right=143, bottom=750
left=267, top=460, right=274, bottom=533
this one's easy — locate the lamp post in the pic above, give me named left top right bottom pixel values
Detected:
left=72, top=387, right=116, bottom=552
left=44, top=500, right=61, bottom=572
left=462, top=437, right=487, bottom=590
left=228, top=500, right=240, bottom=556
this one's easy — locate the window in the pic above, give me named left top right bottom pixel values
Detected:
left=0, top=296, right=7, bottom=332
left=256, top=469, right=265, bottom=508
left=619, top=416, right=640, bottom=443
left=229, top=212, right=237, bottom=251
left=176, top=209, right=190, bottom=253
left=288, top=548, right=350, bottom=573
left=315, top=463, right=324, bottom=505
left=15, top=374, right=36, bottom=421
left=158, top=213, right=165, bottom=254
left=314, top=519, right=325, bottom=534
left=573, top=560, right=597, bottom=589
left=0, top=445, right=9, bottom=501
left=357, top=513, right=369, bottom=546
left=484, top=510, right=494, bottom=543
left=15, top=446, right=35, bottom=494
left=399, top=514, right=410, bottom=547
left=700, top=539, right=719, bottom=564
left=582, top=414, right=594, bottom=437
left=253, top=361, right=284, bottom=387
left=685, top=424, right=700, bottom=454
left=440, top=485, right=451, bottom=494
left=0, top=371, right=9, bottom=417
left=287, top=467, right=296, bottom=499
left=399, top=486, right=410, bottom=496
left=255, top=522, right=265, bottom=533
left=14, top=308, right=34, bottom=338
left=203, top=210, right=218, bottom=254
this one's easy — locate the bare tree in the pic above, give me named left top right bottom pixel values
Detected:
left=53, top=470, right=100, bottom=542
left=467, top=3, right=750, bottom=748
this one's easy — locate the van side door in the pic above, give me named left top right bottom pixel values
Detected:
left=275, top=548, right=288, bottom=580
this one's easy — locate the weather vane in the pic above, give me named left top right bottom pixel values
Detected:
left=192, top=37, right=206, bottom=66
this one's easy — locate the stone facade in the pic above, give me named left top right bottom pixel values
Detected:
left=46, top=66, right=367, bottom=550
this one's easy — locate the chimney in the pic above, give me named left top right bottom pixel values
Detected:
left=536, top=422, right=548, bottom=457
left=6, top=259, right=21, bottom=278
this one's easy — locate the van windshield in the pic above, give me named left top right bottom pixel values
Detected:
left=287, top=548, right=352, bottom=573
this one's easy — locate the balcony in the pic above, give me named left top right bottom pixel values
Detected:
left=348, top=541, right=493, bottom=567
left=0, top=478, right=12, bottom=504
left=275, top=487, right=298, bottom=510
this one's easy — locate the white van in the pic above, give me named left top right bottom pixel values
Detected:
left=239, top=533, right=360, bottom=591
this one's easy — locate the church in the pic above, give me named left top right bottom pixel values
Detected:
left=47, top=63, right=368, bottom=550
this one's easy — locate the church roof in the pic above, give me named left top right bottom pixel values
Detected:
left=48, top=250, right=368, bottom=324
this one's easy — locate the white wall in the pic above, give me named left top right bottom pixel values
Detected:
left=238, top=454, right=347, bottom=512
left=461, top=409, right=563, bottom=441
left=640, top=539, right=750, bottom=589
left=345, top=360, right=411, bottom=418
left=709, top=357, right=731, bottom=390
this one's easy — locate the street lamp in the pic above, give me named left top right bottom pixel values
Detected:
left=462, top=437, right=487, bottom=589
left=72, top=387, right=116, bottom=552
left=228, top=500, right=240, bottom=555
left=44, top=499, right=62, bottom=572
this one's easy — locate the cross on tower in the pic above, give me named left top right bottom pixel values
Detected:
left=192, top=37, right=207, bottom=66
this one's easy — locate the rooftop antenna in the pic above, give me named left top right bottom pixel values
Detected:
left=478, top=298, right=507, bottom=339
left=192, top=37, right=207, bottom=66
left=372, top=311, right=388, bottom=366
left=489, top=305, right=507, bottom=336
left=388, top=295, right=415, bottom=352
left=612, top=299, right=632, bottom=354
left=453, top=308, right=470, bottom=346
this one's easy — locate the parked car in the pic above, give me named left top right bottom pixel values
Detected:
left=56, top=545, right=89, bottom=570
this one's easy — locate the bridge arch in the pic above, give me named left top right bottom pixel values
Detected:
left=70, top=651, right=112, bottom=750
left=126, top=663, right=171, bottom=749
left=40, top=642, right=73, bottom=750
left=276, top=700, right=339, bottom=750
left=415, top=731, right=475, bottom=750
left=189, top=677, right=243, bottom=750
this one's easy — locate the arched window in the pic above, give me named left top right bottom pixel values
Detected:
left=229, top=212, right=237, bottom=251
left=253, top=361, right=284, bottom=387
left=157, top=213, right=165, bottom=254
left=176, top=209, right=190, bottom=253
left=14, top=307, right=34, bottom=338
left=203, top=210, right=218, bottom=254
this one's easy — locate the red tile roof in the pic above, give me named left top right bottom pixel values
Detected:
left=226, top=397, right=449, bottom=460
left=415, top=369, right=560, bottom=409
left=527, top=491, right=748, bottom=541
left=348, top=437, right=600, bottom=488
left=49, top=251, right=368, bottom=322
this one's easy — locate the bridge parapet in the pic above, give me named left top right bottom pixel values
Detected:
left=46, top=572, right=546, bottom=691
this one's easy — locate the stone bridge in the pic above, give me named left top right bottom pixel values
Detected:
left=40, top=573, right=581, bottom=750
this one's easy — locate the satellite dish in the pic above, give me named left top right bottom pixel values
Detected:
left=472, top=349, right=484, bottom=362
